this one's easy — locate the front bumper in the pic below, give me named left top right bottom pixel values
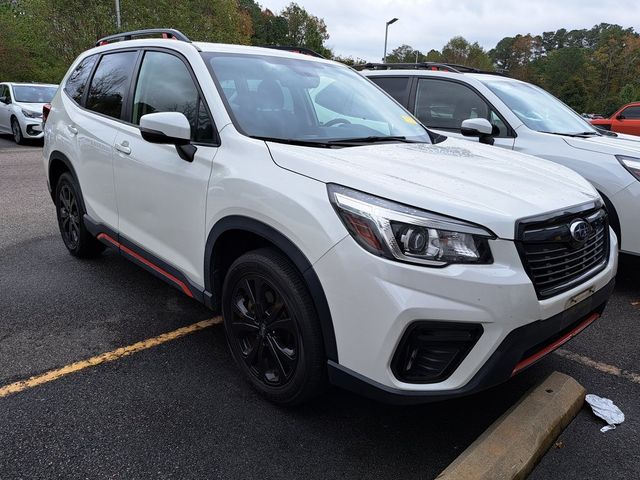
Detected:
left=18, top=116, right=43, bottom=138
left=313, top=230, right=618, bottom=402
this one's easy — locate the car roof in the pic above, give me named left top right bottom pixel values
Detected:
left=363, top=69, right=525, bottom=85
left=3, top=82, right=58, bottom=87
left=87, top=38, right=340, bottom=66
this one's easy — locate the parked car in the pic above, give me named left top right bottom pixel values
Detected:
left=363, top=64, right=640, bottom=257
left=0, top=82, right=58, bottom=144
left=591, top=102, right=640, bottom=136
left=44, top=30, right=617, bottom=406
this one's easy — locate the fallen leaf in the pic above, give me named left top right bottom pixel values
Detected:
left=554, top=440, right=565, bottom=449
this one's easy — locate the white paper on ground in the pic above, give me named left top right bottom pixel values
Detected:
left=585, top=394, right=625, bottom=432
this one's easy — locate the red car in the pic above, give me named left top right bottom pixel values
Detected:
left=591, top=102, right=640, bottom=136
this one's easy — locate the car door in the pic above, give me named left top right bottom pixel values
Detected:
left=613, top=105, right=640, bottom=136
left=66, top=51, right=134, bottom=230
left=112, top=49, right=218, bottom=287
left=0, top=84, right=12, bottom=132
left=412, top=77, right=515, bottom=149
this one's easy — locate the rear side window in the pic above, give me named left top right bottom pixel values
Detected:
left=64, top=55, right=98, bottom=105
left=86, top=51, right=138, bottom=119
left=415, top=78, right=510, bottom=137
left=622, top=106, right=640, bottom=119
left=132, top=51, right=214, bottom=143
left=369, top=76, right=411, bottom=106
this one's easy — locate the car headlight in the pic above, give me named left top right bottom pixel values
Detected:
left=617, top=155, right=640, bottom=181
left=21, top=108, right=42, bottom=119
left=328, top=184, right=494, bottom=266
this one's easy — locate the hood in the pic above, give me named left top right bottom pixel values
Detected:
left=564, top=133, right=640, bottom=156
left=268, top=137, right=598, bottom=239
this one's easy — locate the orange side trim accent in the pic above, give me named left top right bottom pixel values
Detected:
left=511, top=312, right=600, bottom=376
left=97, top=233, right=194, bottom=298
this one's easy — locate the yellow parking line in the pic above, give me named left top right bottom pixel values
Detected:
left=554, top=348, right=640, bottom=385
left=0, top=317, right=222, bottom=399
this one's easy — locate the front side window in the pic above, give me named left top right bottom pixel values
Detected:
left=12, top=85, right=57, bottom=103
left=132, top=51, right=214, bottom=142
left=621, top=106, right=640, bottom=119
left=415, top=79, right=509, bottom=137
left=65, top=55, right=98, bottom=105
left=481, top=78, right=597, bottom=135
left=86, top=51, right=138, bottom=119
left=204, top=53, right=431, bottom=144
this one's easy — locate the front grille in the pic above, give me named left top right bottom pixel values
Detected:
left=516, top=204, right=609, bottom=299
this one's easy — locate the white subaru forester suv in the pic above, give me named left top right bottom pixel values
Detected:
left=43, top=30, right=617, bottom=405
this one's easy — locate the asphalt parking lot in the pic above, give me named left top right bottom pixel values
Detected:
left=1, top=134, right=639, bottom=479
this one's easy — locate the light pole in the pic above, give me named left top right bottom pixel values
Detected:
left=115, top=0, right=121, bottom=29
left=383, top=18, right=398, bottom=63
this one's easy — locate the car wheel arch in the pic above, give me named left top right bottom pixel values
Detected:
left=598, top=189, right=621, bottom=246
left=48, top=152, right=85, bottom=209
left=205, top=215, right=339, bottom=362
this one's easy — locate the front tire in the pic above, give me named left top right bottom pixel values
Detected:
left=55, top=172, right=105, bottom=258
left=11, top=118, right=25, bottom=145
left=222, top=248, right=327, bottom=406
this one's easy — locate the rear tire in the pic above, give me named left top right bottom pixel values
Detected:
left=222, top=248, right=327, bottom=406
left=11, top=118, right=25, bottom=145
left=55, top=172, right=105, bottom=258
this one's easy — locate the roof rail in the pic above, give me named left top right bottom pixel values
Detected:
left=95, top=29, right=191, bottom=47
left=356, top=62, right=506, bottom=76
left=262, top=45, right=326, bottom=59
left=357, top=62, right=461, bottom=72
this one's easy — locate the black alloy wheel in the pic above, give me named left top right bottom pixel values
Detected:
left=222, top=248, right=327, bottom=405
left=54, top=172, right=104, bottom=258
left=230, top=275, right=300, bottom=386
left=58, top=182, right=81, bottom=250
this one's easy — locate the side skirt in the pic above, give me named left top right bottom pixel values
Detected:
left=84, top=215, right=205, bottom=303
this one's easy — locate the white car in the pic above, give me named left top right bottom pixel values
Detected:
left=0, top=82, right=58, bottom=144
left=43, top=30, right=616, bottom=405
left=364, top=65, right=640, bottom=257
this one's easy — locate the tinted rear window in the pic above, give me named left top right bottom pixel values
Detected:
left=86, top=51, right=138, bottom=119
left=369, top=76, right=411, bottom=106
left=65, top=55, right=98, bottom=105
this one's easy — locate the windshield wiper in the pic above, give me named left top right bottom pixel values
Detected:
left=327, top=135, right=422, bottom=145
left=540, top=131, right=600, bottom=138
left=249, top=135, right=335, bottom=148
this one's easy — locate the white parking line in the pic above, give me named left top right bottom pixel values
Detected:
left=554, top=348, right=640, bottom=385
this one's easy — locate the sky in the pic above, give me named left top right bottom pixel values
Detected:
left=260, top=0, right=640, bottom=60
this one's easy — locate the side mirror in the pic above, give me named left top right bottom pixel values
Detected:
left=0, top=96, right=10, bottom=105
left=139, top=112, right=196, bottom=162
left=616, top=114, right=625, bottom=120
left=461, top=118, right=497, bottom=145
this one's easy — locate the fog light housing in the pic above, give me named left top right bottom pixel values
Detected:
left=391, top=322, right=483, bottom=383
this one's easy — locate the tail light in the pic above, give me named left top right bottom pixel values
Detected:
left=42, top=103, right=51, bottom=123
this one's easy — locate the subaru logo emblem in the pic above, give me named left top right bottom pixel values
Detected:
left=569, top=220, right=592, bottom=244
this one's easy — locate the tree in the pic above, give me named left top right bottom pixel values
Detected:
left=441, top=36, right=493, bottom=70
left=280, top=3, right=330, bottom=57
left=385, top=44, right=423, bottom=63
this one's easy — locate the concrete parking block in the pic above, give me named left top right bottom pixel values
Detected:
left=437, top=371, right=585, bottom=480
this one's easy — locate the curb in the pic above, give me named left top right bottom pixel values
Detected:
left=436, top=371, right=585, bottom=480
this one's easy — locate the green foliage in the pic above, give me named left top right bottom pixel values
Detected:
left=385, top=44, right=424, bottom=63
left=488, top=24, right=640, bottom=115
left=441, top=36, right=493, bottom=70
left=0, top=0, right=331, bottom=83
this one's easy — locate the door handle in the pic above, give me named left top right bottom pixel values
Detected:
left=67, top=124, right=78, bottom=135
left=114, top=142, right=131, bottom=155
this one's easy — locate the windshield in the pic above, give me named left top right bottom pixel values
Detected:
left=203, top=53, right=431, bottom=144
left=481, top=78, right=597, bottom=136
left=13, top=85, right=57, bottom=103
